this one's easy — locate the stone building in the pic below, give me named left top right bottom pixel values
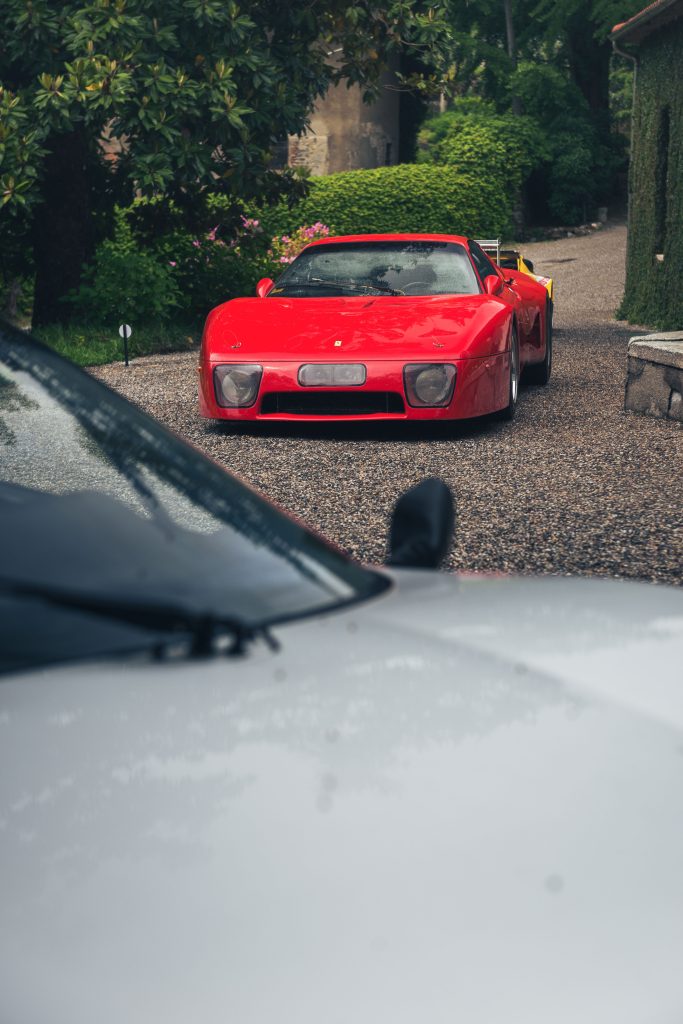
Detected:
left=612, top=0, right=683, bottom=329
left=286, top=68, right=400, bottom=176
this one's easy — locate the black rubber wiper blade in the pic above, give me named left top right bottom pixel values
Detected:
left=307, top=277, right=369, bottom=293
left=365, top=281, right=405, bottom=296
left=0, top=577, right=279, bottom=659
left=307, top=277, right=405, bottom=296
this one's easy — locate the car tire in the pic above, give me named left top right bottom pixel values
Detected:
left=525, top=298, right=553, bottom=385
left=497, top=324, right=519, bottom=421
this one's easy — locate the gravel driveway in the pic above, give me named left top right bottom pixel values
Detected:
left=93, top=222, right=683, bottom=585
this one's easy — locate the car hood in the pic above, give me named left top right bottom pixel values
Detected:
left=204, top=293, right=509, bottom=360
left=2, top=572, right=683, bottom=1024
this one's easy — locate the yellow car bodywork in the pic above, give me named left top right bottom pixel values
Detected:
left=498, top=249, right=554, bottom=301
left=476, top=240, right=554, bottom=301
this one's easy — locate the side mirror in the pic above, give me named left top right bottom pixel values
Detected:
left=256, top=277, right=274, bottom=298
left=485, top=274, right=503, bottom=296
left=387, top=478, right=454, bottom=569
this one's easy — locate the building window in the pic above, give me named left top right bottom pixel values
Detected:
left=654, top=106, right=670, bottom=257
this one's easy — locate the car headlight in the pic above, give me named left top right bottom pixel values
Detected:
left=213, top=364, right=263, bottom=408
left=403, top=363, right=456, bottom=407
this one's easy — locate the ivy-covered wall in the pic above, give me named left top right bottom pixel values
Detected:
left=620, top=17, right=683, bottom=329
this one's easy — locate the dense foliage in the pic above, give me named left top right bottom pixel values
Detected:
left=512, top=61, right=626, bottom=224
left=618, top=20, right=683, bottom=330
left=439, top=0, right=643, bottom=224
left=0, top=0, right=660, bottom=339
left=416, top=99, right=545, bottom=207
left=446, top=0, right=643, bottom=114
left=0, top=0, right=453, bottom=323
left=87, top=160, right=511, bottom=325
left=67, top=212, right=181, bottom=324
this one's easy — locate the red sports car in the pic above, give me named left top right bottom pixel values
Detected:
left=198, top=234, right=552, bottom=423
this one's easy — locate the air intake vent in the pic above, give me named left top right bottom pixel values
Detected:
left=261, top=391, right=405, bottom=416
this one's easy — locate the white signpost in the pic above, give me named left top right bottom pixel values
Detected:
left=118, top=324, right=132, bottom=367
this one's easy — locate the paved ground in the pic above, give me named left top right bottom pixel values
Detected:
left=93, top=222, right=683, bottom=586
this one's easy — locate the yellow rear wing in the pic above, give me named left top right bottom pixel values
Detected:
left=475, top=239, right=554, bottom=301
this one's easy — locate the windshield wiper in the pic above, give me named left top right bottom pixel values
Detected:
left=0, top=577, right=280, bottom=659
left=364, top=281, right=405, bottom=296
left=306, top=277, right=404, bottom=296
left=306, top=277, right=369, bottom=293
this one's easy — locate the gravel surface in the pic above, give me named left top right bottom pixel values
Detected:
left=92, top=222, right=683, bottom=586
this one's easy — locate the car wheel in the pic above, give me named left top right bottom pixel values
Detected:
left=525, top=297, right=553, bottom=385
left=498, top=324, right=519, bottom=421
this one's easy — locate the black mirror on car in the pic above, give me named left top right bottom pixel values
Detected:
left=387, top=478, right=454, bottom=569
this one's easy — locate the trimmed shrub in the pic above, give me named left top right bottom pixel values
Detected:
left=417, top=104, right=546, bottom=201
left=269, top=163, right=513, bottom=238
left=416, top=77, right=627, bottom=227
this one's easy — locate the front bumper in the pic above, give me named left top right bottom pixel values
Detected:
left=198, top=356, right=509, bottom=422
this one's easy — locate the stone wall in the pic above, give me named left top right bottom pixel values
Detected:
left=624, top=332, right=683, bottom=422
left=288, top=69, right=399, bottom=176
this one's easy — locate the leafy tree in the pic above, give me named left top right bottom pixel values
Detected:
left=433, top=0, right=645, bottom=224
left=532, top=0, right=643, bottom=116
left=511, top=62, right=603, bottom=223
left=0, top=0, right=453, bottom=325
left=444, top=0, right=545, bottom=105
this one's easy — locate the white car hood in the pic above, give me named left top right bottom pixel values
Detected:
left=2, top=571, right=683, bottom=1024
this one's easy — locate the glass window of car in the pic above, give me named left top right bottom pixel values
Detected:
left=468, top=240, right=500, bottom=286
left=0, top=326, right=389, bottom=675
left=271, top=241, right=480, bottom=298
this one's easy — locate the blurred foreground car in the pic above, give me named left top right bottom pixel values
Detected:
left=199, top=234, right=552, bottom=424
left=2, top=323, right=683, bottom=1024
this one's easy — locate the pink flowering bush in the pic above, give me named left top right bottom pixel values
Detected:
left=82, top=199, right=333, bottom=322
left=268, top=222, right=330, bottom=266
left=153, top=214, right=270, bottom=314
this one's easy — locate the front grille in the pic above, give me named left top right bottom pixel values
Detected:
left=260, top=391, right=405, bottom=416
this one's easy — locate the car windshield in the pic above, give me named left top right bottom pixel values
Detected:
left=270, top=240, right=480, bottom=298
left=0, top=325, right=389, bottom=675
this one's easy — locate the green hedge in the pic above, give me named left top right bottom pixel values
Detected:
left=417, top=106, right=545, bottom=199
left=619, top=20, right=683, bottom=329
left=267, top=163, right=513, bottom=239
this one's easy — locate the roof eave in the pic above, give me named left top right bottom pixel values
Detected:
left=611, top=0, right=683, bottom=43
